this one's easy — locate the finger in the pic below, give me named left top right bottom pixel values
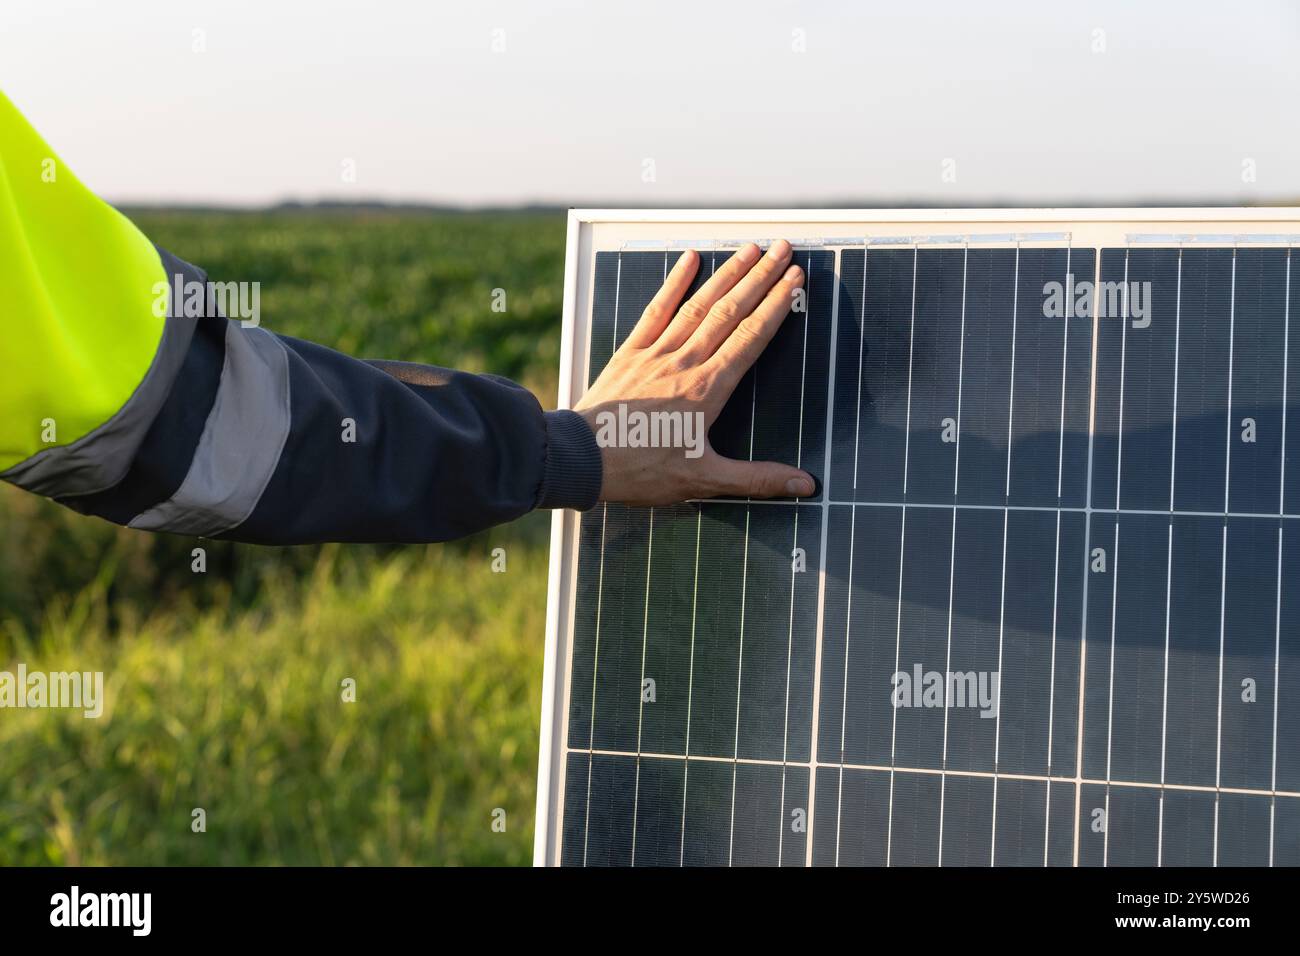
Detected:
left=679, top=240, right=793, bottom=360
left=623, top=249, right=699, bottom=349
left=655, top=243, right=760, bottom=351
left=705, top=263, right=804, bottom=395
left=705, top=453, right=816, bottom=499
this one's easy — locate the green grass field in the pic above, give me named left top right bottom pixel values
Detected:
left=0, top=209, right=566, bottom=865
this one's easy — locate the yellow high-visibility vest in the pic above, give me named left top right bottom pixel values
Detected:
left=0, top=88, right=166, bottom=471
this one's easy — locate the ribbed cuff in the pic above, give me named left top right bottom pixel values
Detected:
left=536, top=409, right=603, bottom=511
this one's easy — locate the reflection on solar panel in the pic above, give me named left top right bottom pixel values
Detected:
left=535, top=211, right=1300, bottom=867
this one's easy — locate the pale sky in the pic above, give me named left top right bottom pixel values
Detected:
left=1, top=0, right=1297, bottom=207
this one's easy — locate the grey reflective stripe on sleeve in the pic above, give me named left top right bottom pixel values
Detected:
left=129, top=324, right=291, bottom=537
left=0, top=269, right=197, bottom=498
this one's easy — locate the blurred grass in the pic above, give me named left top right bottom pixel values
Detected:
left=0, top=209, right=566, bottom=865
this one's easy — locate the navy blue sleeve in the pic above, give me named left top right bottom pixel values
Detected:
left=223, top=336, right=602, bottom=544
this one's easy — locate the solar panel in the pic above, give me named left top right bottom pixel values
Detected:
left=535, top=210, right=1300, bottom=867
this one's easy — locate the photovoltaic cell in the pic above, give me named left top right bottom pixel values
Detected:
left=557, top=238, right=1299, bottom=867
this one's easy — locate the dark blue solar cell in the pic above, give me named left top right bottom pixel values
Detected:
left=577, top=753, right=637, bottom=866
left=726, top=762, right=803, bottom=867
left=1216, top=792, right=1272, bottom=866
left=886, top=771, right=943, bottom=866
left=1164, top=515, right=1227, bottom=788
left=937, top=773, right=995, bottom=866
left=680, top=759, right=733, bottom=866
left=997, top=508, right=1085, bottom=777
left=629, top=757, right=686, bottom=866
left=735, top=503, right=821, bottom=763
left=1095, top=512, right=1169, bottom=786
left=951, top=249, right=1017, bottom=505
left=1159, top=789, right=1216, bottom=866
left=903, top=250, right=966, bottom=503
left=1008, top=248, right=1095, bottom=508
left=1100, top=785, right=1162, bottom=867
left=638, top=502, right=706, bottom=757
left=943, top=506, right=1005, bottom=773
left=1277, top=518, right=1300, bottom=793
left=1220, top=517, right=1281, bottom=791
left=560, top=752, right=591, bottom=865
left=829, top=248, right=914, bottom=502
left=1286, top=252, right=1300, bottom=513
left=681, top=502, right=747, bottom=759
left=1173, top=249, right=1234, bottom=513
left=585, top=504, right=652, bottom=754
left=891, top=505, right=960, bottom=769
left=588, top=252, right=621, bottom=386
left=812, top=766, right=891, bottom=866
left=1228, top=249, right=1288, bottom=514
left=819, top=504, right=904, bottom=766
left=989, top=777, right=1050, bottom=866
left=1274, top=796, right=1300, bottom=865
left=1092, top=249, right=1181, bottom=511
left=1075, top=783, right=1108, bottom=866
left=1079, top=514, right=1126, bottom=780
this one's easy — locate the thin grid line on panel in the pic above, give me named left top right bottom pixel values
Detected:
left=678, top=507, right=703, bottom=865
left=628, top=509, right=654, bottom=866
left=805, top=247, right=844, bottom=866
left=833, top=243, right=869, bottom=865
left=1072, top=241, right=1106, bottom=866
left=727, top=245, right=766, bottom=867
left=776, top=254, right=812, bottom=865
left=1101, top=248, right=1132, bottom=867
left=580, top=252, right=622, bottom=867
left=886, top=244, right=921, bottom=866
left=694, top=497, right=1300, bottom=520
left=1272, top=249, right=1292, bottom=866
left=1211, top=249, right=1239, bottom=866
left=834, top=502, right=857, bottom=867
left=1044, top=507, right=1062, bottom=868
left=569, top=748, right=1300, bottom=799
left=990, top=243, right=1021, bottom=866
left=1158, top=521, right=1174, bottom=869
left=678, top=247, right=714, bottom=866
left=936, top=245, right=971, bottom=866
left=628, top=251, right=668, bottom=865
left=726, top=412, right=756, bottom=862
left=1213, top=525, right=1228, bottom=867
left=1157, top=249, right=1183, bottom=867
left=1043, top=244, right=1072, bottom=865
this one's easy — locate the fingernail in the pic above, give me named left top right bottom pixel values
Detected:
left=784, top=264, right=803, bottom=282
left=770, top=239, right=791, bottom=258
left=785, top=476, right=814, bottom=497
left=739, top=243, right=761, bottom=263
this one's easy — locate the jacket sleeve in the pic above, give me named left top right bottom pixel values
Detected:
left=0, top=90, right=602, bottom=544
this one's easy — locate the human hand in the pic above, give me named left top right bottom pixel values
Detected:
left=574, top=240, right=816, bottom=507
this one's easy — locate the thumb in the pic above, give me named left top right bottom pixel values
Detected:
left=706, top=455, right=817, bottom=500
